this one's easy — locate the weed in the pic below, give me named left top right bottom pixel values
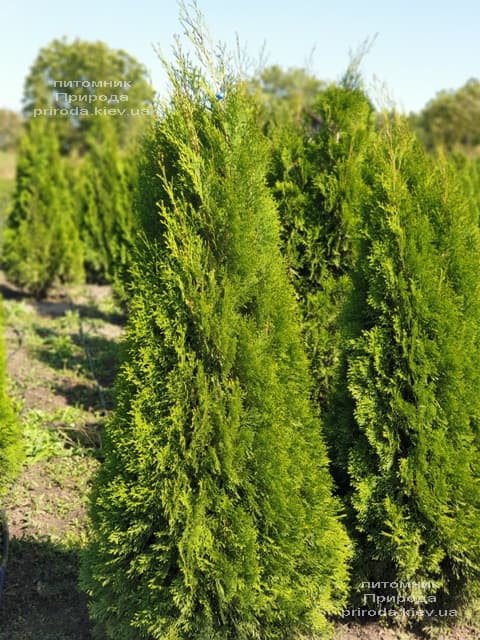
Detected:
left=22, top=407, right=101, bottom=463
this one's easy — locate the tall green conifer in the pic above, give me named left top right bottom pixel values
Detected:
left=2, top=117, right=84, bottom=297
left=77, top=122, right=135, bottom=285
left=269, top=83, right=374, bottom=488
left=342, top=115, right=480, bottom=608
left=456, top=154, right=480, bottom=226
left=81, top=23, right=350, bottom=640
left=0, top=300, right=22, bottom=501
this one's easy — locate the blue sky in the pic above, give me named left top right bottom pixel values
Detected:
left=1, top=0, right=479, bottom=113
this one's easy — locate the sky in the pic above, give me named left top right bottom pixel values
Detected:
left=1, top=0, right=479, bottom=114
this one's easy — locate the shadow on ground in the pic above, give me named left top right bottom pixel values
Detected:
left=31, top=326, right=122, bottom=412
left=0, top=537, right=92, bottom=640
left=0, top=278, right=125, bottom=326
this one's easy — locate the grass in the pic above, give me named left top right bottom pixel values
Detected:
left=0, top=281, right=124, bottom=640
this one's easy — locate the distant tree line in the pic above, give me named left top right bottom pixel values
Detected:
left=411, top=78, right=480, bottom=156
left=1, top=39, right=154, bottom=297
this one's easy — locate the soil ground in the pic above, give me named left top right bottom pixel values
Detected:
left=0, top=278, right=121, bottom=640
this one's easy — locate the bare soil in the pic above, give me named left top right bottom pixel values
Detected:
left=334, top=622, right=480, bottom=639
left=0, top=280, right=120, bottom=639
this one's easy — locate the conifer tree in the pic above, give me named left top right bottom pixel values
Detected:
left=81, top=20, right=350, bottom=640
left=268, top=82, right=374, bottom=487
left=77, top=122, right=135, bottom=286
left=341, top=115, right=480, bottom=608
left=2, top=116, right=84, bottom=297
left=0, top=299, right=22, bottom=502
left=457, top=154, right=480, bottom=226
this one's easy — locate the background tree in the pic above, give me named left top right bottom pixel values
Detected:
left=254, top=64, right=324, bottom=128
left=411, top=78, right=480, bottom=157
left=76, top=121, right=135, bottom=286
left=81, top=17, right=350, bottom=640
left=0, top=110, right=21, bottom=230
left=0, top=110, right=23, bottom=153
left=2, top=116, right=84, bottom=297
left=23, top=38, right=154, bottom=155
left=7, top=39, right=154, bottom=291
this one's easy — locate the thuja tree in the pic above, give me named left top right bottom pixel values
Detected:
left=268, top=82, right=375, bottom=485
left=76, top=122, right=135, bottom=285
left=2, top=116, right=84, bottom=297
left=0, top=300, right=22, bottom=502
left=341, top=115, right=480, bottom=608
left=81, top=29, right=351, bottom=640
left=456, top=154, right=480, bottom=226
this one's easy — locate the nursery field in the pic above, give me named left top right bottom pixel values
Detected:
left=2, top=11, right=480, bottom=638
left=0, top=277, right=478, bottom=640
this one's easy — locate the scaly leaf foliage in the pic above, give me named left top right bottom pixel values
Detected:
left=0, top=299, right=22, bottom=503
left=341, top=115, right=480, bottom=606
left=268, top=84, right=375, bottom=489
left=81, top=26, right=351, bottom=640
left=77, top=122, right=136, bottom=285
left=2, top=116, right=84, bottom=297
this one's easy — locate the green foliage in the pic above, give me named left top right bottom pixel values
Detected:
left=269, top=83, right=375, bottom=486
left=76, top=122, right=135, bottom=285
left=411, top=78, right=480, bottom=157
left=0, top=299, right=22, bottom=503
left=455, top=154, right=480, bottom=226
left=0, top=174, right=15, bottom=239
left=341, top=115, right=480, bottom=607
left=81, top=21, right=350, bottom=640
left=255, top=65, right=324, bottom=129
left=23, top=406, right=94, bottom=463
left=17, top=39, right=153, bottom=290
left=23, top=38, right=154, bottom=155
left=2, top=117, right=84, bottom=297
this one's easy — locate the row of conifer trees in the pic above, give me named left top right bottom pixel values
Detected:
left=78, top=37, right=480, bottom=639
left=1, top=116, right=136, bottom=298
left=2, top=19, right=480, bottom=640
